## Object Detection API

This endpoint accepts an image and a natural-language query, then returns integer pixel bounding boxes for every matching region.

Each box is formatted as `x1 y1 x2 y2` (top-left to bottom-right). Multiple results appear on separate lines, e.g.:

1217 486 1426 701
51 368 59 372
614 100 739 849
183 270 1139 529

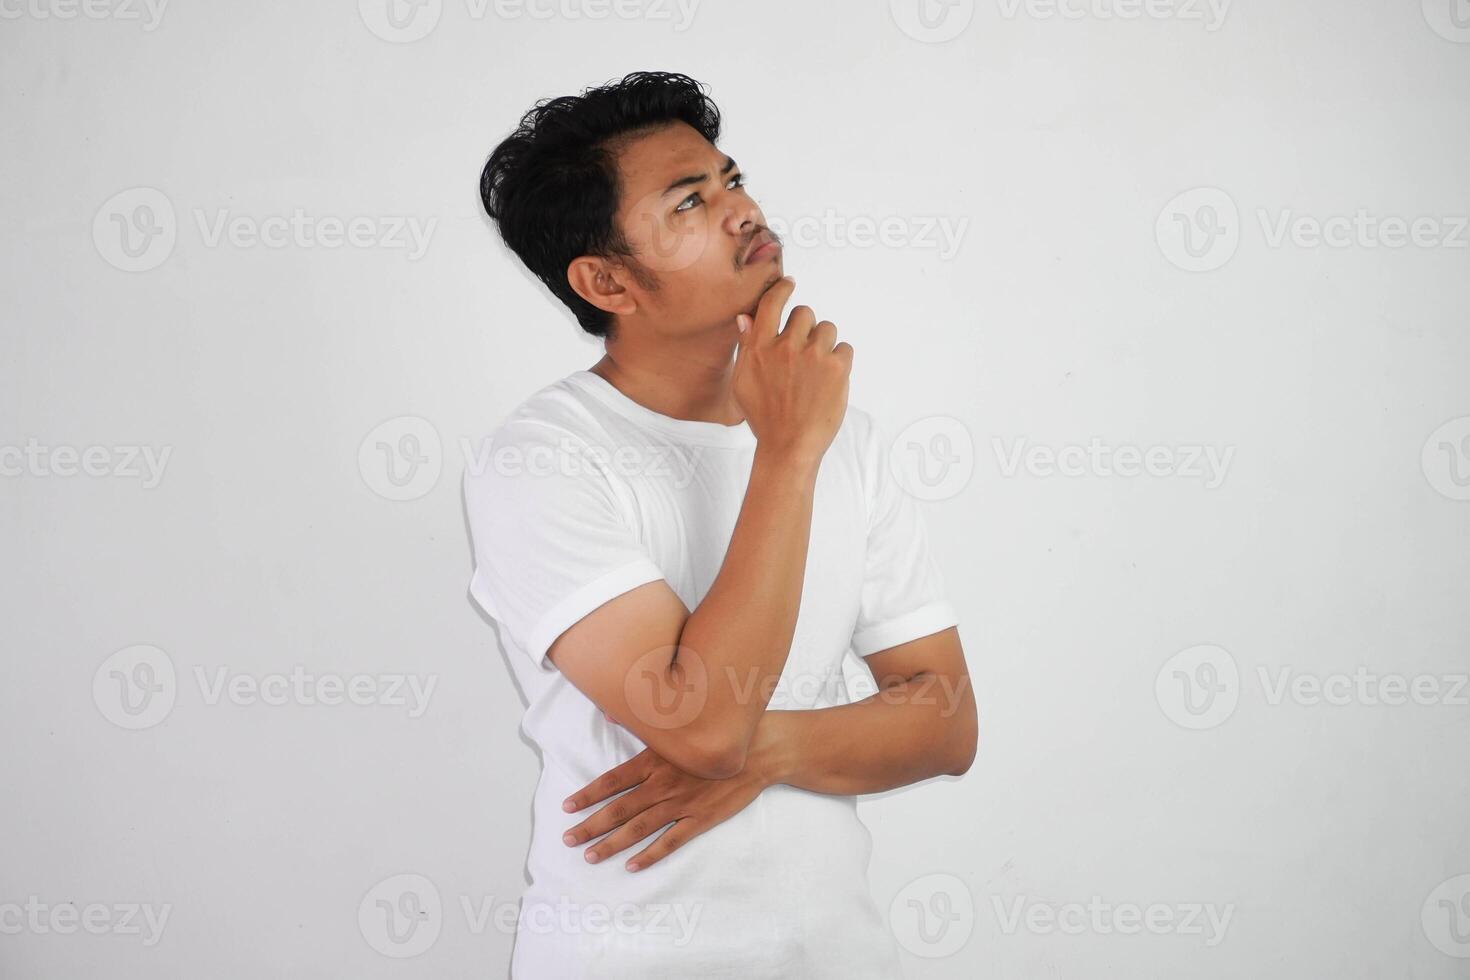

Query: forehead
609 122 720 202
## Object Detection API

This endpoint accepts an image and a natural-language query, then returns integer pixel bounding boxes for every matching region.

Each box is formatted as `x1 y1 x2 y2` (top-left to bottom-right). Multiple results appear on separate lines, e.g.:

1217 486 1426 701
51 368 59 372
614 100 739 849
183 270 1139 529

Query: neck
589 318 745 426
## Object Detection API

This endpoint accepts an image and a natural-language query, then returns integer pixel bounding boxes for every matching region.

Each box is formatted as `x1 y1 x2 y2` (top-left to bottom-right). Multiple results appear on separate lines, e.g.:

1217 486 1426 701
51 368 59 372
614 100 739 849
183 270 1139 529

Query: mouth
741 230 781 266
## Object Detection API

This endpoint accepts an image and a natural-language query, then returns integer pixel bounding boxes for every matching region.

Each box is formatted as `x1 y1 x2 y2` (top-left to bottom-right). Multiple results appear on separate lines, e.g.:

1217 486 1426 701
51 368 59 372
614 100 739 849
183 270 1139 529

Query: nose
719 191 761 238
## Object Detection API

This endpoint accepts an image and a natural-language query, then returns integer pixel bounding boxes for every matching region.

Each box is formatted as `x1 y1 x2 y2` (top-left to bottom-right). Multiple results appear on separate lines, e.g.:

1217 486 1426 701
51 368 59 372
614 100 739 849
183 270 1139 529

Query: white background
3 0 1469 977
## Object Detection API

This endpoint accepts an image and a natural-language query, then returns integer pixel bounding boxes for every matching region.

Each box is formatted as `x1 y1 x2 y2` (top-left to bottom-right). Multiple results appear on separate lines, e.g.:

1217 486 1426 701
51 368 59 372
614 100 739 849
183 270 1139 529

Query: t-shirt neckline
566 369 757 449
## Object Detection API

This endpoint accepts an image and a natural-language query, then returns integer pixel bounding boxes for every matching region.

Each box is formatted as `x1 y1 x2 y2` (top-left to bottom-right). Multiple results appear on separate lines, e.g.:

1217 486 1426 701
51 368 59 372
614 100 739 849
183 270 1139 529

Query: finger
733 313 754 357
563 785 662 847
809 319 838 352
751 276 795 344
832 340 854 366
625 818 702 872
562 749 653 813
580 802 680 865
781 304 816 345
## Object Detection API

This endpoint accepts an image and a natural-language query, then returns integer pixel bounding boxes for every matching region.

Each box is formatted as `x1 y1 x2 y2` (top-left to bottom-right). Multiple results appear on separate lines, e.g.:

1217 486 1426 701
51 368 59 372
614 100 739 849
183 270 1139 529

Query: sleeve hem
852 600 960 658
523 559 667 668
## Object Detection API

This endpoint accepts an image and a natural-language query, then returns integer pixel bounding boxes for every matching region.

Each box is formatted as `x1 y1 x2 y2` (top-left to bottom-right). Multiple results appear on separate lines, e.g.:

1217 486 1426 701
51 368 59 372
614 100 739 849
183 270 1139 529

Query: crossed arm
552 614 976 872
750 626 976 795
542 433 976 872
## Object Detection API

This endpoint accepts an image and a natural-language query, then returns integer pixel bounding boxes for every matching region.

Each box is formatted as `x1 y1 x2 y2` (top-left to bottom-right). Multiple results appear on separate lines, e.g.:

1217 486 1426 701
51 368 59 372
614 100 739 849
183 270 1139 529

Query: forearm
748 671 977 795
671 446 820 766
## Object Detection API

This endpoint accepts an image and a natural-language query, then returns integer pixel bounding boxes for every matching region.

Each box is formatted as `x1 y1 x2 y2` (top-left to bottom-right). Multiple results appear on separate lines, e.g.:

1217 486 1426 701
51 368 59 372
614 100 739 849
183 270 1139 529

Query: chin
721 263 786 321
746 266 785 308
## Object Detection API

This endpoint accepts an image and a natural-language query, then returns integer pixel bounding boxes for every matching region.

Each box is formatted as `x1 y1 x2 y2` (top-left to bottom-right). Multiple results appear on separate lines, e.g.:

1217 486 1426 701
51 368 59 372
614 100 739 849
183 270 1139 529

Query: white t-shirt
464 368 959 979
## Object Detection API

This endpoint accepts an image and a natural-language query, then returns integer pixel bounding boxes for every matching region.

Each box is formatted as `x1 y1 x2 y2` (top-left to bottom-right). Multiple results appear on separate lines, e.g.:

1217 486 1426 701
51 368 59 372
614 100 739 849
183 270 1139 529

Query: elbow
942 712 979 777
944 742 977 777
685 740 746 775
675 731 750 781
941 675 979 776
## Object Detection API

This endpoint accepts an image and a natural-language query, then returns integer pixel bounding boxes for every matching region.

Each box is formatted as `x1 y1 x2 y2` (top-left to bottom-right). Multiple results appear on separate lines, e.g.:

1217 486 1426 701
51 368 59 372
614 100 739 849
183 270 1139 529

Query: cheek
625 199 718 275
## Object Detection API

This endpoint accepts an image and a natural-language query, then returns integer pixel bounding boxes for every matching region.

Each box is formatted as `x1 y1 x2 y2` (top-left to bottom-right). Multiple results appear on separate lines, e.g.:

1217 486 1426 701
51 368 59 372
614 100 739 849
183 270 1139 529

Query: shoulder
839 401 881 446
835 401 891 473
489 375 606 445
828 402 894 521
462 374 615 500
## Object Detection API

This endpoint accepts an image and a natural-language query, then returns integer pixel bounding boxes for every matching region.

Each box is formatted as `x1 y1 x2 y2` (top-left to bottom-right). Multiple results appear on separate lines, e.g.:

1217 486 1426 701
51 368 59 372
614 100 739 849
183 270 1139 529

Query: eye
673 173 746 215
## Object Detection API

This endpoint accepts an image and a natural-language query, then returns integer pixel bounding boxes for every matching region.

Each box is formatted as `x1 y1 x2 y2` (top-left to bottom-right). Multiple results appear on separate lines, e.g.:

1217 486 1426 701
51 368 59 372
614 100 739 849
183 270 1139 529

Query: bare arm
549 449 817 779
547 277 854 779
560 627 976 870
749 626 977 794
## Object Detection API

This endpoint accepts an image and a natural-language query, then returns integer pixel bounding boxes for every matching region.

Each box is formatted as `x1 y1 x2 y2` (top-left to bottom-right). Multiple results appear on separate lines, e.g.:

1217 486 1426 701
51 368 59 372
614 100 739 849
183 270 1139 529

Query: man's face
609 121 783 333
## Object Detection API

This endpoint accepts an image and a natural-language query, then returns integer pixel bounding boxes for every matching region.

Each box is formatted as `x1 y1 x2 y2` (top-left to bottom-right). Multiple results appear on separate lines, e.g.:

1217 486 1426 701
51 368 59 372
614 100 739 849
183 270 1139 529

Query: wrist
752 444 823 483
747 710 797 788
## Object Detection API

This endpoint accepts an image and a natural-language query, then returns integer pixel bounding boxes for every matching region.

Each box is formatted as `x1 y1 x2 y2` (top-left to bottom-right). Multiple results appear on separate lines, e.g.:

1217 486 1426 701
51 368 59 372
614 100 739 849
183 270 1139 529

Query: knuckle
608 802 627 822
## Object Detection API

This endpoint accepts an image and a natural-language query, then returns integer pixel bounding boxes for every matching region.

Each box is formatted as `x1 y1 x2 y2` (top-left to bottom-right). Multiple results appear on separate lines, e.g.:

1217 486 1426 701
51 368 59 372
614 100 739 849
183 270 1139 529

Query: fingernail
625 861 641 872
584 851 600 864
736 315 749 333
563 832 576 845
562 799 575 812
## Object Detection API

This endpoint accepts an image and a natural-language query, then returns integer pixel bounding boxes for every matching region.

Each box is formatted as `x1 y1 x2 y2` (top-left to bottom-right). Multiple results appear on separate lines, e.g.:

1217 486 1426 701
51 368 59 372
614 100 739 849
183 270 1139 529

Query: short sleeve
850 413 961 658
464 419 666 668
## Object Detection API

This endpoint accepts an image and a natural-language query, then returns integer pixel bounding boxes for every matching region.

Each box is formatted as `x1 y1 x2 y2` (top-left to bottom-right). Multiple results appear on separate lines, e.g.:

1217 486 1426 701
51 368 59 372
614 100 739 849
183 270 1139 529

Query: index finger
750 276 795 344
562 749 653 813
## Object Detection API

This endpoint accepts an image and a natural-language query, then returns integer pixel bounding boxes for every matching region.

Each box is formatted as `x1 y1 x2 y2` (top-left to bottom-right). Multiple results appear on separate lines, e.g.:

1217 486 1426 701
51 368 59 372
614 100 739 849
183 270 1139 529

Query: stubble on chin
735 267 784 320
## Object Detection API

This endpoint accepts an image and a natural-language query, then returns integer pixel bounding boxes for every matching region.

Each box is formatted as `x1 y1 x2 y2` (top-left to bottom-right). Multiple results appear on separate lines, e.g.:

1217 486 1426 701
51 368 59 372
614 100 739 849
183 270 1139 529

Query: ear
567 256 638 318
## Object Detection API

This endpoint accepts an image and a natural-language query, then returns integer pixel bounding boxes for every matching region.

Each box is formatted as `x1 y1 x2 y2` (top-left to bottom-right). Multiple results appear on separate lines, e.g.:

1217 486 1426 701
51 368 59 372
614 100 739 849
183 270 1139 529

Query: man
466 70 977 978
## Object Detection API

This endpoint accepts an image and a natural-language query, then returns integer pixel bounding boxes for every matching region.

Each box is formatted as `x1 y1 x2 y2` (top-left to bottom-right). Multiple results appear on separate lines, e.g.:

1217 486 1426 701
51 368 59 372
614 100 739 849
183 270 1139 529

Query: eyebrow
661 156 737 198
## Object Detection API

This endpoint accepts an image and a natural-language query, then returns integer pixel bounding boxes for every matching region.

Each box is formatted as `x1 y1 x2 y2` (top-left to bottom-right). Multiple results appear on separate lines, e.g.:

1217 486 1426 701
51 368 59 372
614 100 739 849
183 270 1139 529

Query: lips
742 230 780 265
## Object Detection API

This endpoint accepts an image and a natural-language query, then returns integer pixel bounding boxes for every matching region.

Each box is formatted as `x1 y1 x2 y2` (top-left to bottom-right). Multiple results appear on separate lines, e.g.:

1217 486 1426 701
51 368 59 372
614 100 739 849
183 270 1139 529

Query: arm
561 627 976 870
548 277 854 779
751 626 977 794
549 448 817 779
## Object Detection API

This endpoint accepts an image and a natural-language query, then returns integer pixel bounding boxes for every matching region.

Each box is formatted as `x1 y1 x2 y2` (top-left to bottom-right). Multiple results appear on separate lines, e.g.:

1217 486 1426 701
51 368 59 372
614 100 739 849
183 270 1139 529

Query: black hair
479 71 723 339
